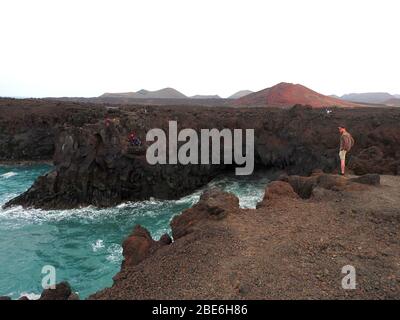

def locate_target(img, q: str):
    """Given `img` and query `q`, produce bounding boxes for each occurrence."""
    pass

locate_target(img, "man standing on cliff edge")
[338,126,355,176]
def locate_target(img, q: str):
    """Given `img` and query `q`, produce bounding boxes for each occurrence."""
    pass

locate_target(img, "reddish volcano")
[235,82,359,108]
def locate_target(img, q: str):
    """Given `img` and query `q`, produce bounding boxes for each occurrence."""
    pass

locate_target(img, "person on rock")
[105,117,112,127]
[129,132,142,147]
[338,126,355,176]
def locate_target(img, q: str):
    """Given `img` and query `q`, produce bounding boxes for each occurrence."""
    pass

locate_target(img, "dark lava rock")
[2,100,400,209]
[350,174,381,186]
[0,296,11,300]
[0,98,106,162]
[281,172,377,199]
[284,175,318,199]
[39,282,78,300]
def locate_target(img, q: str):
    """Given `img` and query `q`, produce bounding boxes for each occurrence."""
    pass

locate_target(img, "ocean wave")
[0,201,192,230]
[92,239,105,252]
[106,244,123,263]
[0,172,17,179]
[0,170,269,300]
[18,292,41,300]
[0,175,267,224]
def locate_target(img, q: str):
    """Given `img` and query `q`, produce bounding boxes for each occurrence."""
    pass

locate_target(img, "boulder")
[18,296,29,300]
[171,189,239,240]
[121,225,171,269]
[39,282,78,300]
[257,181,298,208]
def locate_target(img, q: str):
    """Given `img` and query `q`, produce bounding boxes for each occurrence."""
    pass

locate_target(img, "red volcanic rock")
[235,82,359,108]
[171,189,239,240]
[256,181,299,208]
[257,181,299,208]
[121,225,171,269]
[266,181,299,199]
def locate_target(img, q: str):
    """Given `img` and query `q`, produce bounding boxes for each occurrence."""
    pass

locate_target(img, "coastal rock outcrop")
[0,98,106,162]
[39,282,79,300]
[256,180,298,208]
[90,189,237,300]
[90,174,400,299]
[171,189,239,240]
[2,99,400,209]
[116,189,236,272]
[11,282,79,301]
[121,225,171,269]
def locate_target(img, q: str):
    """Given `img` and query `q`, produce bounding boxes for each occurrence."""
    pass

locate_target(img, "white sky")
[0,0,399,98]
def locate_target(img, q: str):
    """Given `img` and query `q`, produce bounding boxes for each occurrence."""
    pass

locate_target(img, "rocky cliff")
[90,174,400,299]
[2,99,400,209]
[0,98,106,162]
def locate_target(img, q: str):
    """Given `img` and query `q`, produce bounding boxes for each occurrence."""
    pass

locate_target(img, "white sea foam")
[0,168,270,300]
[18,292,41,300]
[0,172,17,179]
[92,239,105,252]
[106,244,123,263]
[0,175,267,224]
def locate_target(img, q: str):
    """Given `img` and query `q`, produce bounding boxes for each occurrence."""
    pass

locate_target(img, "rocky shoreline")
[0,282,79,301]
[3,171,399,300]
[2,99,400,210]
[0,160,53,166]
[1,99,399,299]
[89,172,399,299]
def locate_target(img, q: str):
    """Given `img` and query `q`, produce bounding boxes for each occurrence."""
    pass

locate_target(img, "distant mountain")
[191,95,221,99]
[384,98,400,107]
[329,94,340,99]
[394,94,400,99]
[228,90,253,99]
[341,92,394,104]
[235,82,357,108]
[100,87,187,99]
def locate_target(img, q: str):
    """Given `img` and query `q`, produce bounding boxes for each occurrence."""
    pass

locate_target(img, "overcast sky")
[0,0,399,98]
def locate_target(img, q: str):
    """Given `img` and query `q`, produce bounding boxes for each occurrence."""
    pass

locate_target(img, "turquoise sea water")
[0,165,269,299]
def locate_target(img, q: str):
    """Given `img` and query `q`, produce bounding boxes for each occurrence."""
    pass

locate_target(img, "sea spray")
[0,165,269,299]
